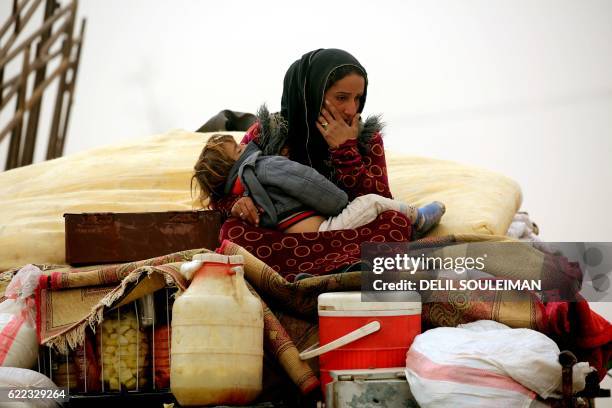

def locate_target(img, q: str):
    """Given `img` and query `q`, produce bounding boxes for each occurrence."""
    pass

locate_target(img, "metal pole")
[0,0,30,40]
[46,37,67,159]
[21,0,57,166]
[0,64,4,104]
[0,46,63,98]
[0,4,71,68]
[56,17,85,157]
[0,58,70,145]
[1,0,43,59]
[1,0,83,168]
[5,44,30,170]
[13,0,20,35]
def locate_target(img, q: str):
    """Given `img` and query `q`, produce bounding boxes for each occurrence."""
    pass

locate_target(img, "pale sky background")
[3,0,611,242]
[1,0,611,395]
[2,1,611,242]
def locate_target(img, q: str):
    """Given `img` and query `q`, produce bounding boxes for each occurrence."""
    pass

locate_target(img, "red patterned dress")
[214,123,413,280]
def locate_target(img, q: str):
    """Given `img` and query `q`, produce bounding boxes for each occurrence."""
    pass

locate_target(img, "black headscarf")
[280,49,368,177]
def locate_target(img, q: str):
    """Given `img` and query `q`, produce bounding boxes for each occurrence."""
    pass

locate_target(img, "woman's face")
[323,73,365,124]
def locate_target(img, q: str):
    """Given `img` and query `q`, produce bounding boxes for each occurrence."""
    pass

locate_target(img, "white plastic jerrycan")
[171,253,263,406]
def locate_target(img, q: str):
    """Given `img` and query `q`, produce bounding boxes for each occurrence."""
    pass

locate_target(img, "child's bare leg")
[283,215,326,233]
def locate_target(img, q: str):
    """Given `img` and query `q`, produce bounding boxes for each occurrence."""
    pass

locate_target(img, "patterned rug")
[1,236,608,393]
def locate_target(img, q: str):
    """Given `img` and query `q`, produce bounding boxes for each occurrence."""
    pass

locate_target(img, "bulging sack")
[0,265,42,369]
[405,320,594,408]
[0,367,60,408]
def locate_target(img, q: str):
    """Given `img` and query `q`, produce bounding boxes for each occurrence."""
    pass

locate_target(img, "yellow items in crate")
[98,308,149,391]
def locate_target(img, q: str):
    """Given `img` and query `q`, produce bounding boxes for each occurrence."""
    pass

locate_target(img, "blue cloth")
[224,142,349,228]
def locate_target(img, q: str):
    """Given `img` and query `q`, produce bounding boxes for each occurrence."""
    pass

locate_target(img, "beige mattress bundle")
[0,129,521,271]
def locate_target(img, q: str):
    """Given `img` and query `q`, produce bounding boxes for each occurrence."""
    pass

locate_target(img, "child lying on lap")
[192,134,445,234]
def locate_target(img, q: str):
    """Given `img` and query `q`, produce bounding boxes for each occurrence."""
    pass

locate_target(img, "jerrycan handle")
[298,320,381,360]
[230,265,248,302]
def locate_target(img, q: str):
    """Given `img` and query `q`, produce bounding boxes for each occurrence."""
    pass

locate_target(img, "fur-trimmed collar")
[256,104,384,156]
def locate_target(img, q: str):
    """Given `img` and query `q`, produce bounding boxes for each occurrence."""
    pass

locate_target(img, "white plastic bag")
[405,320,594,408]
[0,265,42,369]
[0,367,60,407]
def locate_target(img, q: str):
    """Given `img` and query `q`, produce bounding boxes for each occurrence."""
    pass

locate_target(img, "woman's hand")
[231,196,260,226]
[316,100,360,149]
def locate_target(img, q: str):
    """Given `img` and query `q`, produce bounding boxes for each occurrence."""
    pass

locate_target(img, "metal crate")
[37,288,177,405]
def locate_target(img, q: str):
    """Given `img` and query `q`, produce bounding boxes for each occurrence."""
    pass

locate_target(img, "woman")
[213,48,412,279]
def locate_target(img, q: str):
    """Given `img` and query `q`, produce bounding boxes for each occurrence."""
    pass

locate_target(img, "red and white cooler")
[299,291,422,394]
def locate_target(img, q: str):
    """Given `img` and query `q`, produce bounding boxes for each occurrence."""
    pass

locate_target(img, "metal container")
[38,289,177,406]
[64,210,222,265]
[325,368,418,408]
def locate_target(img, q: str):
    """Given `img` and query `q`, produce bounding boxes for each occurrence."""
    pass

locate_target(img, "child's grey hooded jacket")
[223,142,348,229]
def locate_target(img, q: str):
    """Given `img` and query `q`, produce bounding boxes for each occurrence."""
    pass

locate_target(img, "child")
[192,134,445,235]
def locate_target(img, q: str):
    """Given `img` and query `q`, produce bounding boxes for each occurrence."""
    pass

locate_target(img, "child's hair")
[191,134,237,207]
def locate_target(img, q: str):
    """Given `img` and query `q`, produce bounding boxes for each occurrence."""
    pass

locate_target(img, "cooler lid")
[318,291,421,312]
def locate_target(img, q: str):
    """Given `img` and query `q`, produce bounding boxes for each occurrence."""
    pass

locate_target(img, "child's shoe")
[413,201,446,238]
